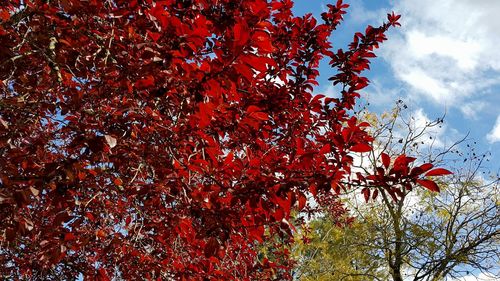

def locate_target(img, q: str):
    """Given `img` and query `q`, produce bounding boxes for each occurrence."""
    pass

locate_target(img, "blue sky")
[292,0,500,173]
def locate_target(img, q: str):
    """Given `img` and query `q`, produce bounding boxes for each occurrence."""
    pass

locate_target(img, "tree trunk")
[391,268,404,281]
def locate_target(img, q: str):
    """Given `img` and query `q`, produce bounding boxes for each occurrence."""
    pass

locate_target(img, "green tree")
[293,212,389,281]
[294,104,500,281]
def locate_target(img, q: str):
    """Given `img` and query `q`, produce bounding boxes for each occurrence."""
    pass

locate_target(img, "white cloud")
[460,101,487,119]
[409,108,446,148]
[361,78,406,108]
[406,30,482,71]
[379,0,500,110]
[347,0,387,25]
[399,68,452,103]
[486,115,500,143]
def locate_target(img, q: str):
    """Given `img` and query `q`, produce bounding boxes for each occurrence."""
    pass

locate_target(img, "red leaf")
[64,233,76,241]
[388,12,402,27]
[246,105,261,113]
[241,54,268,72]
[197,102,216,128]
[419,163,434,172]
[147,30,161,42]
[276,193,292,215]
[252,30,275,53]
[425,168,452,177]
[298,193,307,210]
[234,63,254,82]
[393,154,416,173]
[249,226,264,243]
[85,212,95,222]
[98,268,110,281]
[0,10,10,21]
[0,1,416,277]
[251,112,269,121]
[234,22,249,46]
[350,143,372,153]
[223,152,234,166]
[381,152,390,168]
[309,184,318,196]
[394,154,416,166]
[319,144,331,155]
[135,75,155,89]
[204,237,220,258]
[417,179,440,192]
[337,0,349,9]
[361,187,370,203]
[331,181,340,194]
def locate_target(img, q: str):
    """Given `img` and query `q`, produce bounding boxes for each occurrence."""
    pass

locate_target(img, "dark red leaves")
[393,154,416,167]
[63,232,76,242]
[298,193,307,210]
[147,30,161,42]
[204,237,220,258]
[0,1,407,279]
[392,154,416,175]
[134,75,155,89]
[419,163,434,172]
[0,9,10,21]
[252,30,275,53]
[381,152,391,168]
[246,105,262,113]
[388,12,402,27]
[358,153,448,201]
[320,144,331,154]
[417,179,440,192]
[425,168,453,177]
[98,268,110,281]
[351,143,372,153]
[234,63,254,82]
[234,21,250,47]
[251,112,268,121]
[249,226,265,243]
[246,105,268,121]
[361,188,370,203]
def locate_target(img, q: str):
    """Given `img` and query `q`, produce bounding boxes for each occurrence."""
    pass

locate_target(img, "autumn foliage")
[0,0,447,279]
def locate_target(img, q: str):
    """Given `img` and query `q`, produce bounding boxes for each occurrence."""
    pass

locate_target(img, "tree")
[0,1,443,279]
[293,214,389,281]
[293,104,500,281]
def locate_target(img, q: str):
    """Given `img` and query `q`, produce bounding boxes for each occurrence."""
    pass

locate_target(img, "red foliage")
[0,0,444,279]
[353,153,450,202]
